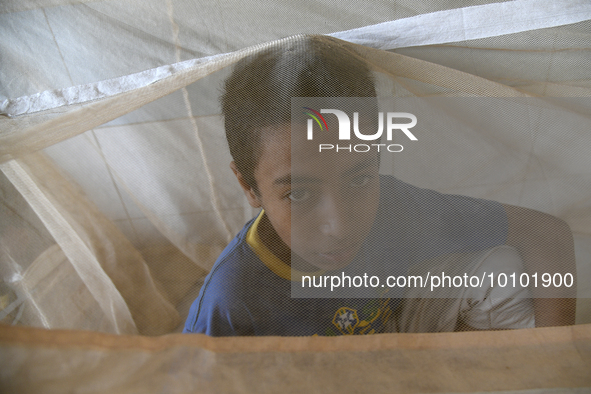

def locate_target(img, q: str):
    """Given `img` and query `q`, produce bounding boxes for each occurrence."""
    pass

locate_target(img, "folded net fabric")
[1,0,591,391]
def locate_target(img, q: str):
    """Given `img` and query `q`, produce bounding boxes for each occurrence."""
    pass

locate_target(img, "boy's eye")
[288,189,310,202]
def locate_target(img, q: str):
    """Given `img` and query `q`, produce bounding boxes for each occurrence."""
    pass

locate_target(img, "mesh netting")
[1,0,591,392]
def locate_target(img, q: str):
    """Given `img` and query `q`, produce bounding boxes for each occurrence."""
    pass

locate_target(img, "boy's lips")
[317,245,358,264]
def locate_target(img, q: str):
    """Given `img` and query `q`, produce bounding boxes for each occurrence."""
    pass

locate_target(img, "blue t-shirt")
[183,176,508,336]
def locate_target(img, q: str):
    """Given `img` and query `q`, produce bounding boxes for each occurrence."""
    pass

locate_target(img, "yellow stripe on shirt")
[246,210,324,281]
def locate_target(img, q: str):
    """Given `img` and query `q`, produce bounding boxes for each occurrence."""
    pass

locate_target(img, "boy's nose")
[317,195,349,239]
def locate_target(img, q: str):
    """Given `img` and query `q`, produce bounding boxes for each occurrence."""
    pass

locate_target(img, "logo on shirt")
[332,307,359,334]
[328,299,393,336]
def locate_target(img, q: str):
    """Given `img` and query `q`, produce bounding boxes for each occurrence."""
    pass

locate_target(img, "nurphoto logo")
[303,107,417,152]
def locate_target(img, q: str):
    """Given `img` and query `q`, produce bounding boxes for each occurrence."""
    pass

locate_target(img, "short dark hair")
[221,35,377,192]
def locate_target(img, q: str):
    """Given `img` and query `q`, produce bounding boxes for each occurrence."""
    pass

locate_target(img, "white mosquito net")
[1,0,591,392]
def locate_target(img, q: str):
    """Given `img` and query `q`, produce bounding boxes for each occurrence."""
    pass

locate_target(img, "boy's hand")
[503,204,577,327]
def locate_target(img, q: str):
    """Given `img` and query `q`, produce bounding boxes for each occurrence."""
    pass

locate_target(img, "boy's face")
[239,124,380,271]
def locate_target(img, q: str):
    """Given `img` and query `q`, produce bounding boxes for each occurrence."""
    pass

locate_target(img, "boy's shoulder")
[359,175,509,271]
[183,212,395,336]
[183,214,290,335]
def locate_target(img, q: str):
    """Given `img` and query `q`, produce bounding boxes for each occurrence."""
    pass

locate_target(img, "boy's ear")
[230,162,262,208]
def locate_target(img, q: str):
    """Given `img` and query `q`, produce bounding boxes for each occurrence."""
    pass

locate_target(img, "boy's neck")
[257,212,320,272]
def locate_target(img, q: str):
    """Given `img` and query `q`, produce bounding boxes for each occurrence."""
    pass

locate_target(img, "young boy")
[184,35,576,336]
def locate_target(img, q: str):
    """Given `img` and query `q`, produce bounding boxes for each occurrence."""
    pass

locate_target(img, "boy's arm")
[503,204,577,327]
